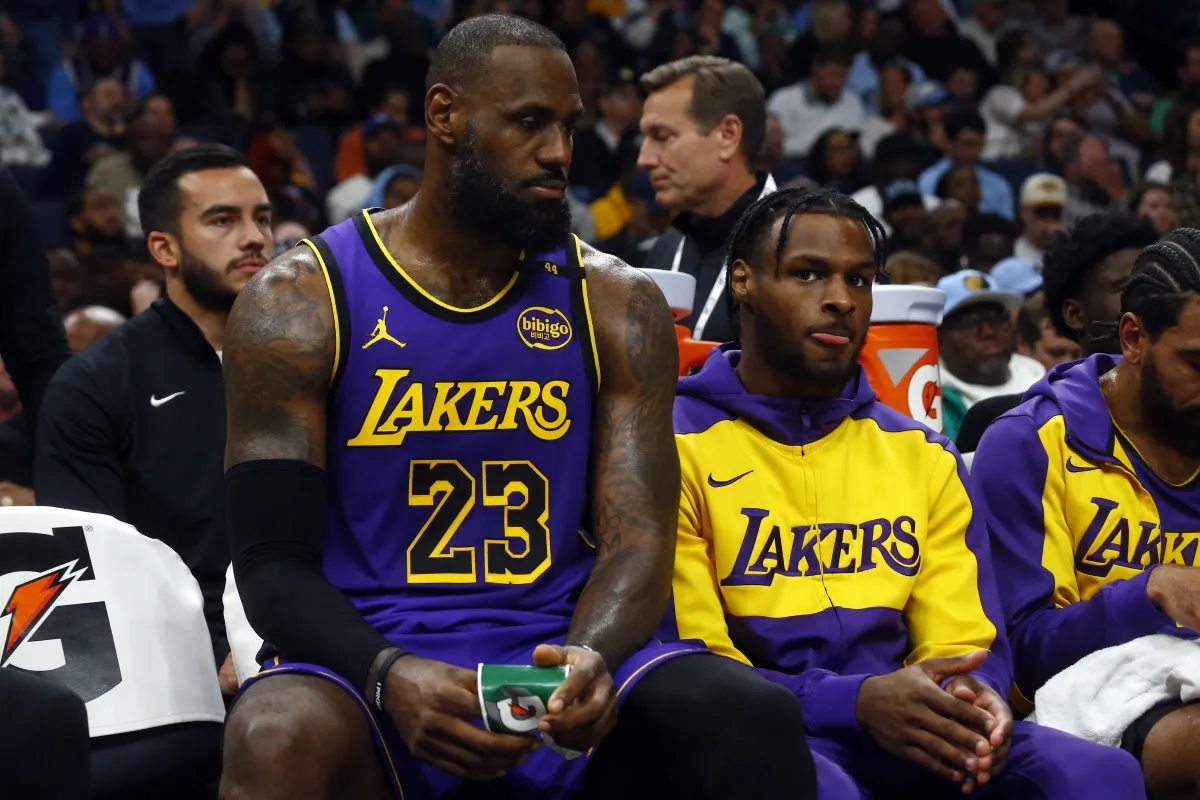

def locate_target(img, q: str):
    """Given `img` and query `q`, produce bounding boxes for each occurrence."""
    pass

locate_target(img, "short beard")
[179,247,241,313]
[446,125,571,255]
[752,307,861,395]
[1141,350,1200,458]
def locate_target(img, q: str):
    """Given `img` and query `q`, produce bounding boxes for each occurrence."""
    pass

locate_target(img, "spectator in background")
[1014,293,1082,371]
[885,249,942,286]
[857,60,909,157]
[86,108,175,240]
[957,0,1006,66]
[981,33,1102,160]
[1149,39,1200,138]
[805,128,867,195]
[851,131,939,233]
[768,41,863,159]
[63,305,125,353]
[936,269,1043,440]
[1014,173,1067,264]
[326,114,405,224]
[919,109,1015,219]
[47,13,155,124]
[1041,212,1158,355]
[1130,182,1175,234]
[121,0,195,103]
[928,199,970,273]
[880,179,932,254]
[188,22,273,126]
[961,212,1016,272]
[937,162,982,215]
[40,76,127,201]
[1089,18,1157,114]
[245,123,323,232]
[1055,52,1150,167]
[639,55,768,343]
[370,165,423,210]
[1147,101,1200,185]
[1062,133,1124,227]
[902,0,991,86]
[990,256,1044,299]
[186,0,280,64]
[1040,112,1086,175]
[47,248,86,312]
[1021,0,1088,53]
[571,65,642,202]
[68,186,129,257]
[0,54,48,166]
[275,18,356,127]
[721,0,793,72]
[335,88,410,184]
[359,6,431,117]
[845,14,926,114]
[906,80,951,160]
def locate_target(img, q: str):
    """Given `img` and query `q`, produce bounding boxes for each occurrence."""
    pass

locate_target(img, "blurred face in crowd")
[128,116,174,175]
[885,201,930,251]
[939,301,1015,385]
[443,45,578,253]
[1020,312,1082,370]
[1123,297,1200,457]
[73,187,125,241]
[948,127,985,166]
[638,74,746,215]
[931,202,967,254]
[697,0,726,32]
[761,114,784,163]
[908,0,948,37]
[365,128,405,176]
[730,213,876,396]
[270,219,310,259]
[47,249,86,312]
[219,40,254,79]
[385,174,421,208]
[1046,116,1084,163]
[810,0,851,42]
[967,231,1014,272]
[811,58,849,103]
[599,84,642,133]
[379,90,410,125]
[879,64,911,114]
[84,31,123,72]
[1136,187,1175,234]
[871,18,906,61]
[142,95,175,131]
[1090,20,1124,67]
[947,67,978,102]
[554,0,588,28]
[823,131,857,178]
[945,166,981,210]
[974,0,1005,29]
[1061,248,1141,339]
[1020,201,1066,249]
[152,167,272,312]
[1182,46,1200,87]
[1068,136,1116,194]
[83,77,128,129]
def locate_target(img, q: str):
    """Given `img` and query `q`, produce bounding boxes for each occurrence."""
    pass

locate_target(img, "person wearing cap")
[937,269,1045,440]
[47,12,157,125]
[990,257,1044,298]
[571,65,642,203]
[326,115,406,223]
[767,41,864,159]
[919,110,1016,219]
[1015,173,1068,264]
[638,55,772,343]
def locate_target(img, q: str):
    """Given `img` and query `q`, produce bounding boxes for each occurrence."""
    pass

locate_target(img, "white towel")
[1027,634,1200,746]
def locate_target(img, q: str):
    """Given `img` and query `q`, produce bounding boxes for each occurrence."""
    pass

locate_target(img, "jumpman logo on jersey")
[362,306,406,349]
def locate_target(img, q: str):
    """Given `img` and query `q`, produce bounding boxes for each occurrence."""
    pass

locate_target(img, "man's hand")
[533,644,617,752]
[219,652,239,696]
[856,651,996,784]
[1147,565,1200,631]
[943,674,1014,792]
[384,654,538,780]
[0,482,35,507]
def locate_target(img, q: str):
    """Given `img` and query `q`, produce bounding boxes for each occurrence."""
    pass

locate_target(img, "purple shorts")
[239,637,704,799]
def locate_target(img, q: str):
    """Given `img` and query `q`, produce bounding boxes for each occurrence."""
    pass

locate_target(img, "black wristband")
[373,648,410,713]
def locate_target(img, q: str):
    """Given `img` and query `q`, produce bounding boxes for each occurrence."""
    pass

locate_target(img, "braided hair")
[1120,228,1200,339]
[723,187,888,341]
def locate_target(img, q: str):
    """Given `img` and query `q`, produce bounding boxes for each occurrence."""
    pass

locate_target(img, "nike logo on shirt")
[707,470,754,488]
[1065,457,1098,473]
[150,391,185,407]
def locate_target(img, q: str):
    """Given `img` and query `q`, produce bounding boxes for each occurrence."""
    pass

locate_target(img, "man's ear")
[147,231,179,272]
[730,259,754,310]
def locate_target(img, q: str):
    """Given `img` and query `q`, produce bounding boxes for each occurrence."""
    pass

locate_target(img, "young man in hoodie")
[974,228,1200,799]
[666,186,1146,798]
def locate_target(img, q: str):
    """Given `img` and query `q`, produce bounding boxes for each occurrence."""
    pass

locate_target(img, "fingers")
[547,653,604,714]
[541,674,613,732]
[924,687,995,740]
[918,651,988,684]
[532,644,567,667]
[899,742,964,783]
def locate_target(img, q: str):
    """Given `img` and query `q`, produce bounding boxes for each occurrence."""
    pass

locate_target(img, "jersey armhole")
[300,236,351,396]
[569,234,602,395]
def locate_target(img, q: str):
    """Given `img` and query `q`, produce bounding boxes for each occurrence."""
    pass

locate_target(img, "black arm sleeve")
[227,459,394,694]
[0,167,72,436]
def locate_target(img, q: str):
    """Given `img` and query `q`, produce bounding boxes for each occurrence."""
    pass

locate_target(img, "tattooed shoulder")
[223,246,335,468]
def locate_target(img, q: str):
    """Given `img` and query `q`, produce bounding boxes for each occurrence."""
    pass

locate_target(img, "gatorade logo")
[517,307,573,351]
[496,690,546,733]
[907,363,943,433]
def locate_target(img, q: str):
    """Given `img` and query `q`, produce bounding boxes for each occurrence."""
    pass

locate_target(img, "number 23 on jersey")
[408,460,551,585]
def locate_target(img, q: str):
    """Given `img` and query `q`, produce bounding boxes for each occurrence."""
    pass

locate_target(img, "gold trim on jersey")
[572,235,603,390]
[361,210,522,314]
[301,238,341,386]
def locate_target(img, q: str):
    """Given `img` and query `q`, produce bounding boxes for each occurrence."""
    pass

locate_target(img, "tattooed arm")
[224,247,395,693]
[532,243,680,750]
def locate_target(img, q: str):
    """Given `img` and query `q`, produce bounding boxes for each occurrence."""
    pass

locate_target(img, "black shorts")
[1120,700,1190,763]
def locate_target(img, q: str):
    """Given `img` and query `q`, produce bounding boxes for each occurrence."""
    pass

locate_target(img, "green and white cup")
[476,663,582,759]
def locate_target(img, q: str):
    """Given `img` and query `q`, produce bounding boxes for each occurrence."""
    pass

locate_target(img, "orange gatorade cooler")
[643,268,722,376]
[860,285,947,433]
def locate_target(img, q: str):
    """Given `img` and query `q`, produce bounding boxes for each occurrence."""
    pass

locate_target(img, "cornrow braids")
[1122,228,1200,339]
[723,187,888,341]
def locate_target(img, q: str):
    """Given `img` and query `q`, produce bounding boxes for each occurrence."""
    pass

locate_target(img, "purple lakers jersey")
[301,210,600,660]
